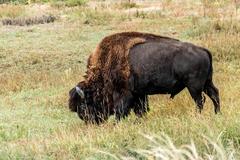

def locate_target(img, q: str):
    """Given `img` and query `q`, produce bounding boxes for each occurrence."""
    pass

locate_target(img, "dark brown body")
[68,32,220,124]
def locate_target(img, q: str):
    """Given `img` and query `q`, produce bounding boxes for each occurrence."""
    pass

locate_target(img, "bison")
[69,32,220,124]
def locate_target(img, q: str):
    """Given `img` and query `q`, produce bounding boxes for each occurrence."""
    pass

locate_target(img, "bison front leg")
[113,91,133,121]
[133,94,149,117]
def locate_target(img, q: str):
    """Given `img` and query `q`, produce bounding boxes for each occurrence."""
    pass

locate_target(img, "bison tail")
[203,48,213,82]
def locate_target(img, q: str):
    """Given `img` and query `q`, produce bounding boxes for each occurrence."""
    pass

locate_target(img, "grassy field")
[0,0,240,159]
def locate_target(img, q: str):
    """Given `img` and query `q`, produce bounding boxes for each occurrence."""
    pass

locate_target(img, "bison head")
[68,82,105,124]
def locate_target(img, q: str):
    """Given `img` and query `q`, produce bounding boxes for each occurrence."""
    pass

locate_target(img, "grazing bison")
[69,32,220,124]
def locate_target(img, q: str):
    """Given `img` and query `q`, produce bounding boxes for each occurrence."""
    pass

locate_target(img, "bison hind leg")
[204,80,220,114]
[188,88,205,113]
[186,79,206,113]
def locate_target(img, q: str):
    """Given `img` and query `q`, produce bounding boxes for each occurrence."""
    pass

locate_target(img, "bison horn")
[75,86,85,99]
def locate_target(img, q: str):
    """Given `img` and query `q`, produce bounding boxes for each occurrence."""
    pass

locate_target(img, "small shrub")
[2,15,56,26]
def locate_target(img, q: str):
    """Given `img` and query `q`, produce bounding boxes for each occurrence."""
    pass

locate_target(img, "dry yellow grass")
[0,5,25,18]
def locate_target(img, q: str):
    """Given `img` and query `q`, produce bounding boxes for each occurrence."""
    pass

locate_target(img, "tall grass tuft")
[98,133,239,160]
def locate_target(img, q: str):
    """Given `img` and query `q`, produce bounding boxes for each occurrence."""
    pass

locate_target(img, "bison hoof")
[215,108,221,114]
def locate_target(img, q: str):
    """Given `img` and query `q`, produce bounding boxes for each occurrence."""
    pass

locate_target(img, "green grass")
[0,1,240,159]
[51,0,87,7]
[118,2,138,9]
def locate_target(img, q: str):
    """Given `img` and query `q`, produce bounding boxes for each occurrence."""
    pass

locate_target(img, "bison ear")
[75,86,85,99]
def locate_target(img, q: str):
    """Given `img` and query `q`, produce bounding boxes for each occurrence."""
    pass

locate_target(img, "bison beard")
[69,32,220,124]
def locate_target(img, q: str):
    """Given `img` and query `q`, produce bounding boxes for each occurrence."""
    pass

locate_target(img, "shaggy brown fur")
[80,32,179,116]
